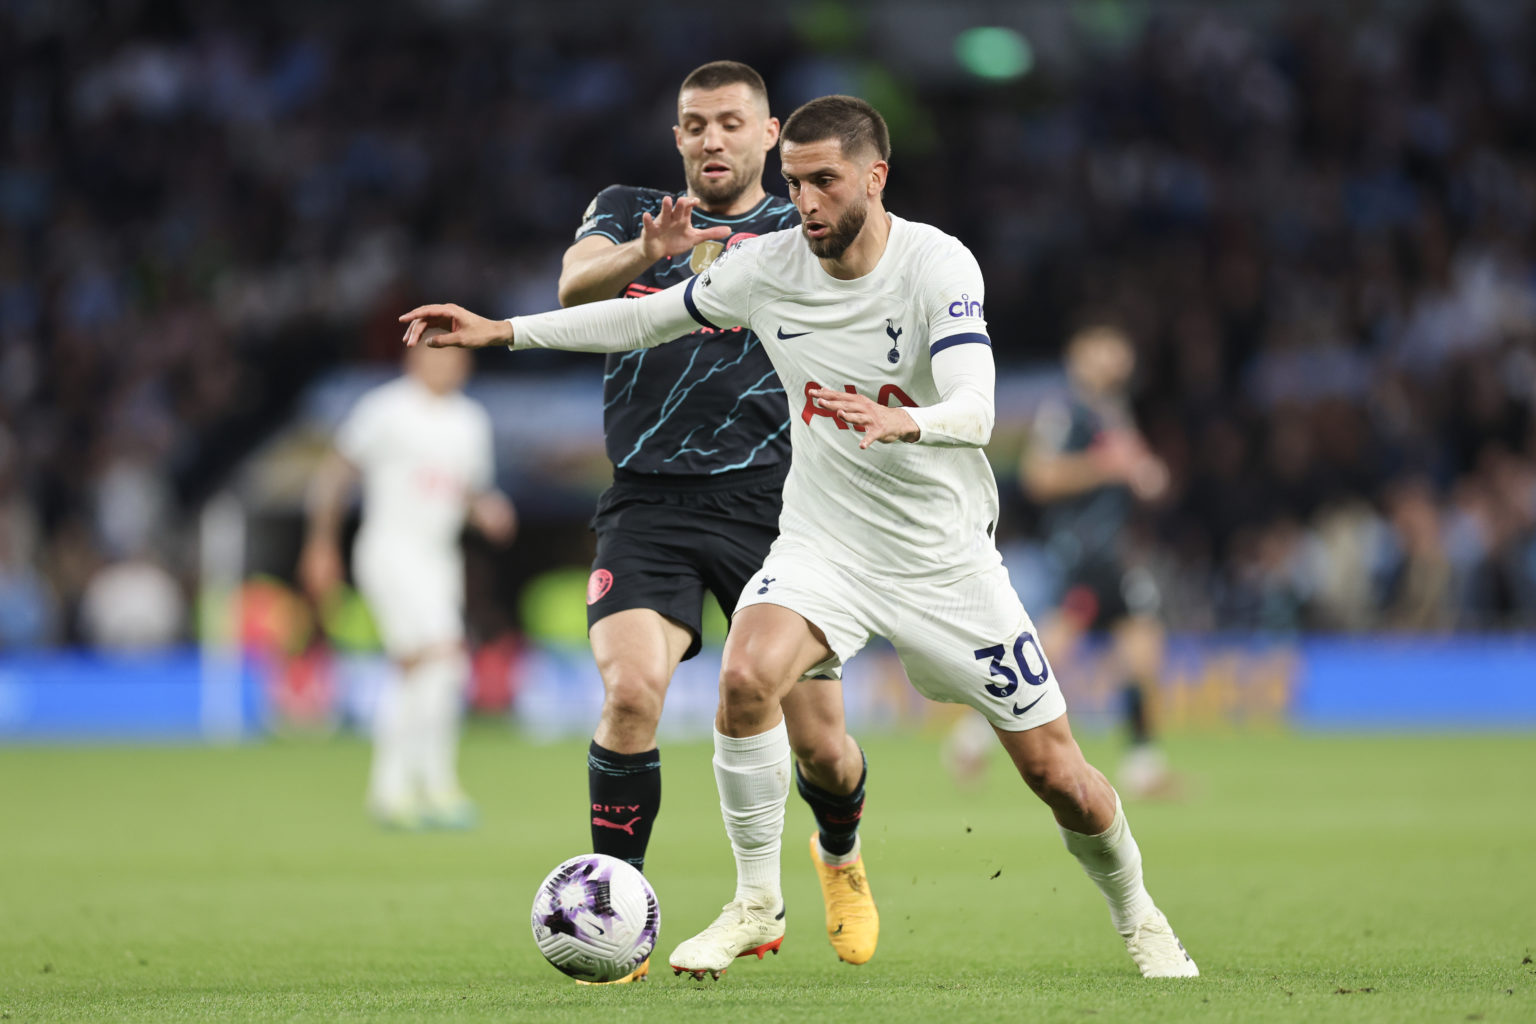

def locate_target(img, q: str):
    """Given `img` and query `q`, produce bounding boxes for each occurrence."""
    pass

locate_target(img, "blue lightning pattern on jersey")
[580,211,621,241]
[603,350,646,408]
[580,185,795,475]
[616,336,758,467]
[711,421,790,474]
[664,425,721,463]
[712,370,783,438]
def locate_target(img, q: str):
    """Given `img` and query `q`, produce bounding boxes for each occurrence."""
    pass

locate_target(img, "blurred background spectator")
[1,0,1532,652]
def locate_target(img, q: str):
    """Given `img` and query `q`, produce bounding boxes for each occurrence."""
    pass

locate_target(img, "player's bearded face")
[803,192,868,259]
[676,85,771,210]
[685,150,757,207]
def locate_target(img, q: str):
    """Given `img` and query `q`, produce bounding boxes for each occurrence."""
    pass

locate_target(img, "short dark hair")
[679,61,769,105]
[1067,322,1133,355]
[781,95,891,163]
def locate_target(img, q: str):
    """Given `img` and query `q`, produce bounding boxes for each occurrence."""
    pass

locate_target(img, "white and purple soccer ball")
[530,853,659,982]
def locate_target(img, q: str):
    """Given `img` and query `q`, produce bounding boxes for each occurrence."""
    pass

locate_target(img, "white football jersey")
[335,376,494,553]
[684,215,1001,580]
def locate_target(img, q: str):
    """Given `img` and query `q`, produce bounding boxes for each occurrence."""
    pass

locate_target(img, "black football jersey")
[575,185,801,476]
[1033,390,1136,566]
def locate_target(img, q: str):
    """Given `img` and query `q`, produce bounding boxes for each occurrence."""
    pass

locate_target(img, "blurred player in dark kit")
[1026,324,1175,797]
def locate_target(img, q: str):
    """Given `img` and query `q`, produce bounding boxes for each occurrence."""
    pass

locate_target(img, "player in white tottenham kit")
[398,95,1197,979]
[300,343,515,829]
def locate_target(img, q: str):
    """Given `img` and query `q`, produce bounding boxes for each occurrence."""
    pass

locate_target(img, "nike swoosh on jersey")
[1012,692,1047,716]
[776,327,812,339]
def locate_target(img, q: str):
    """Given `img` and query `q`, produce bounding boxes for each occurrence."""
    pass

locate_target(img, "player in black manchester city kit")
[554,62,878,982]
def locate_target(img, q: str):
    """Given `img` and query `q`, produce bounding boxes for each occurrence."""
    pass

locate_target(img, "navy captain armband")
[930,332,991,355]
[682,276,722,331]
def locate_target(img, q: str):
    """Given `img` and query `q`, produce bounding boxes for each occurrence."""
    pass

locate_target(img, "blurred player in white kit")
[300,342,515,828]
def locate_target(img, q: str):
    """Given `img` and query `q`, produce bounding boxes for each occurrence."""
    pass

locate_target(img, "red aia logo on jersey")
[800,381,917,431]
[413,466,466,498]
[587,569,613,605]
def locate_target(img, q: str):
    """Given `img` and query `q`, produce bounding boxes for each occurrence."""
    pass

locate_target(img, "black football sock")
[796,750,866,857]
[587,742,661,872]
[1122,683,1152,747]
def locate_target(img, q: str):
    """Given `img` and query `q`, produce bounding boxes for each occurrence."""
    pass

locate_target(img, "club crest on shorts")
[587,569,614,605]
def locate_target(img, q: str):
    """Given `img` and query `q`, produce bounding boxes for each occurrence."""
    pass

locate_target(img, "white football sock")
[713,719,791,908]
[367,666,413,813]
[1058,794,1157,935]
[409,653,468,802]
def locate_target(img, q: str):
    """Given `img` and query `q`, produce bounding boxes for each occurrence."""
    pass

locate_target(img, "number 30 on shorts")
[972,632,1050,698]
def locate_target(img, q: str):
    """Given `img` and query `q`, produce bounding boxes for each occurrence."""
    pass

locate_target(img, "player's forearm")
[558,239,656,307]
[304,452,358,542]
[511,284,699,354]
[907,343,996,447]
[1022,454,1117,500]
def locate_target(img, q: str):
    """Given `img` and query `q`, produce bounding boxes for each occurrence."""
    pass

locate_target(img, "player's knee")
[601,667,667,730]
[718,659,780,714]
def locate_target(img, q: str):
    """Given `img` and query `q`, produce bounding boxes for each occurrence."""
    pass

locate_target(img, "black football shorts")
[585,466,785,660]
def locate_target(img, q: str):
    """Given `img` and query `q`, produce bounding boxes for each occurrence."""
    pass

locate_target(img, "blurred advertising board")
[1,635,1533,741]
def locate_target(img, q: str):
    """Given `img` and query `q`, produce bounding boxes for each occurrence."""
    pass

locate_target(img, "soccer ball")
[530,853,659,982]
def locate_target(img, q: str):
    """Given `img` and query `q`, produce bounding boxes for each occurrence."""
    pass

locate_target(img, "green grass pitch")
[2,726,1533,1022]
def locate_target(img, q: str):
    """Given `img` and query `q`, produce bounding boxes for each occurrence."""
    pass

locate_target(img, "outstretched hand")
[640,195,731,262]
[811,388,920,449]
[1093,430,1170,501]
[398,303,513,349]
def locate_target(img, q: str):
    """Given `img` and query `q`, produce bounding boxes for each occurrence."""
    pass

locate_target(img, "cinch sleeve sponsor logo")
[947,294,985,318]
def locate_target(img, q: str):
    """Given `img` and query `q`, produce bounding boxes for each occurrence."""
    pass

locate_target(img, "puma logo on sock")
[593,815,643,835]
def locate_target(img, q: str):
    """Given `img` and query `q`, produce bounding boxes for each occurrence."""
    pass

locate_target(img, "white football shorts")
[352,532,465,660]
[734,538,1067,731]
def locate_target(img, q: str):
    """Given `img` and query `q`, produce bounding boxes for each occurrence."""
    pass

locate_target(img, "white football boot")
[1123,909,1199,978]
[669,899,785,980]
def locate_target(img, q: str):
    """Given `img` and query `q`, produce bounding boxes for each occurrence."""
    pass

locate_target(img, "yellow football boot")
[809,834,878,964]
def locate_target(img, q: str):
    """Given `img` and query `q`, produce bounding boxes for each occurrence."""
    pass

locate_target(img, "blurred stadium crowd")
[0,0,1532,649]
